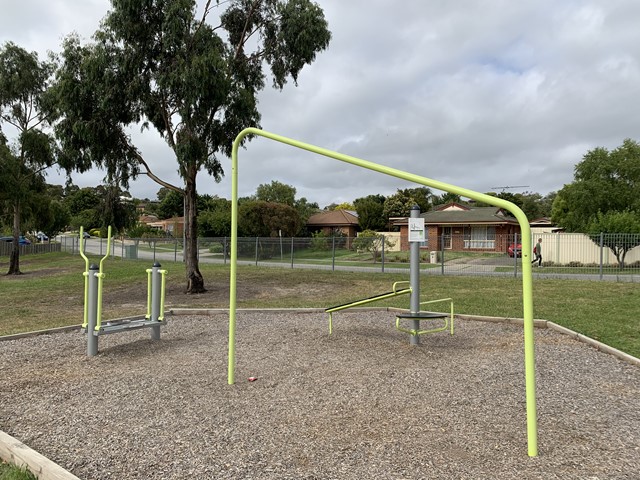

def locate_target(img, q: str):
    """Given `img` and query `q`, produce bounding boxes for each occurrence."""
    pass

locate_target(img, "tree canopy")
[0,42,57,274]
[51,0,331,292]
[552,139,640,267]
[552,139,640,231]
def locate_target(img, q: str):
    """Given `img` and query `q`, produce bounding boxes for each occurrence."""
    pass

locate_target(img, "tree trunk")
[184,175,206,293]
[7,200,22,275]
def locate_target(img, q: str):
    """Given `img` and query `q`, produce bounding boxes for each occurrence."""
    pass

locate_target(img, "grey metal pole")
[150,262,161,340]
[410,206,421,346]
[290,237,294,269]
[255,237,259,266]
[332,236,336,271]
[599,232,604,280]
[381,235,385,273]
[440,233,445,275]
[87,264,99,356]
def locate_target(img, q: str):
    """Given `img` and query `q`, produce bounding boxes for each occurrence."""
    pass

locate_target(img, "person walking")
[531,238,542,267]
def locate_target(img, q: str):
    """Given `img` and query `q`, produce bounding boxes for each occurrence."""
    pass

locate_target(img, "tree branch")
[234,0,262,60]
[135,152,184,194]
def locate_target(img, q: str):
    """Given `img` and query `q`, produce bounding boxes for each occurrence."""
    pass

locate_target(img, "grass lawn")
[0,252,638,358]
[0,462,36,480]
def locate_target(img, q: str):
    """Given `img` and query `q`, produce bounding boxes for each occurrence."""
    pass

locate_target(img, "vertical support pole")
[255,237,259,266]
[381,235,385,273]
[87,264,99,357]
[599,232,604,280]
[409,206,421,346]
[224,237,228,265]
[290,237,294,269]
[332,236,336,271]
[440,232,445,275]
[150,262,161,340]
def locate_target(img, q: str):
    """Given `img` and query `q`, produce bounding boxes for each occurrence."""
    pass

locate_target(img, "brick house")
[306,210,359,247]
[395,203,521,253]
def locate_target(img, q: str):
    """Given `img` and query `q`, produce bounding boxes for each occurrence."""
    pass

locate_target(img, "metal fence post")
[440,233,445,275]
[255,237,259,266]
[291,237,294,268]
[223,237,228,265]
[599,232,604,280]
[381,235,385,273]
[332,236,336,271]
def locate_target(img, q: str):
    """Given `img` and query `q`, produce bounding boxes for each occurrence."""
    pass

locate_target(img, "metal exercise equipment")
[80,226,168,356]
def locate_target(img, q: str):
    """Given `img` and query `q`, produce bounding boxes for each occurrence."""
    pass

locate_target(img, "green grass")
[1,252,638,358]
[0,462,37,480]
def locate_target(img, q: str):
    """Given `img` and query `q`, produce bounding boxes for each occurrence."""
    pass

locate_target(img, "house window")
[463,226,495,249]
[442,227,452,249]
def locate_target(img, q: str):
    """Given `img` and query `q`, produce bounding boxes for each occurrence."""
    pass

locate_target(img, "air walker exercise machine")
[80,226,168,356]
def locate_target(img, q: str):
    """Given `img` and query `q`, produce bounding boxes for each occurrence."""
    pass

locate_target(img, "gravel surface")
[1,311,639,480]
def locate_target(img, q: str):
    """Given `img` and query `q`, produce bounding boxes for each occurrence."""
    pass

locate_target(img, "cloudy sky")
[2,0,640,208]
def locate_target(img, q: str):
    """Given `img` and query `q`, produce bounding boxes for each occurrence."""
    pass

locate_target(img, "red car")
[507,243,522,257]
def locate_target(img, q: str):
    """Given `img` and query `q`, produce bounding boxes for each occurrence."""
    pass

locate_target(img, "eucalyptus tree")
[51,0,331,292]
[552,139,640,267]
[0,42,57,274]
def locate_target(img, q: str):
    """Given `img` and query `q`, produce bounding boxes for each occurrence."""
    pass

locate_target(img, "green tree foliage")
[293,197,319,233]
[255,180,296,206]
[98,185,138,236]
[586,211,640,268]
[352,229,393,263]
[199,197,232,237]
[334,202,355,211]
[253,180,317,234]
[552,139,640,268]
[65,187,101,229]
[382,191,415,221]
[432,192,461,207]
[398,187,432,213]
[238,200,301,237]
[552,139,640,231]
[51,0,331,293]
[354,194,386,231]
[0,42,57,274]
[157,189,185,220]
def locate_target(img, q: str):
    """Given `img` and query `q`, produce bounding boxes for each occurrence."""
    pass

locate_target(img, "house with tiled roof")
[395,203,521,253]
[306,210,359,247]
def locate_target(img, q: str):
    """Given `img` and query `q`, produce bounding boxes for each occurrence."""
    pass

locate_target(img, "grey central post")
[150,262,162,340]
[409,205,421,345]
[87,264,99,356]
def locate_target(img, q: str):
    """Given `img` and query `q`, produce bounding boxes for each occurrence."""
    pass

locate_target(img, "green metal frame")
[228,128,538,457]
[325,281,411,334]
[79,226,111,331]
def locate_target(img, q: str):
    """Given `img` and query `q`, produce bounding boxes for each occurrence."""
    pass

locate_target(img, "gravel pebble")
[1,311,639,479]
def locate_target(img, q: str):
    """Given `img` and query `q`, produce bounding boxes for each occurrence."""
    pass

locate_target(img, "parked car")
[0,235,31,245]
[36,231,49,242]
[507,243,522,257]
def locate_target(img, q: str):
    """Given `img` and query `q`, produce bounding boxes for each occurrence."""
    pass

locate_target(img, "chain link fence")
[47,232,640,282]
